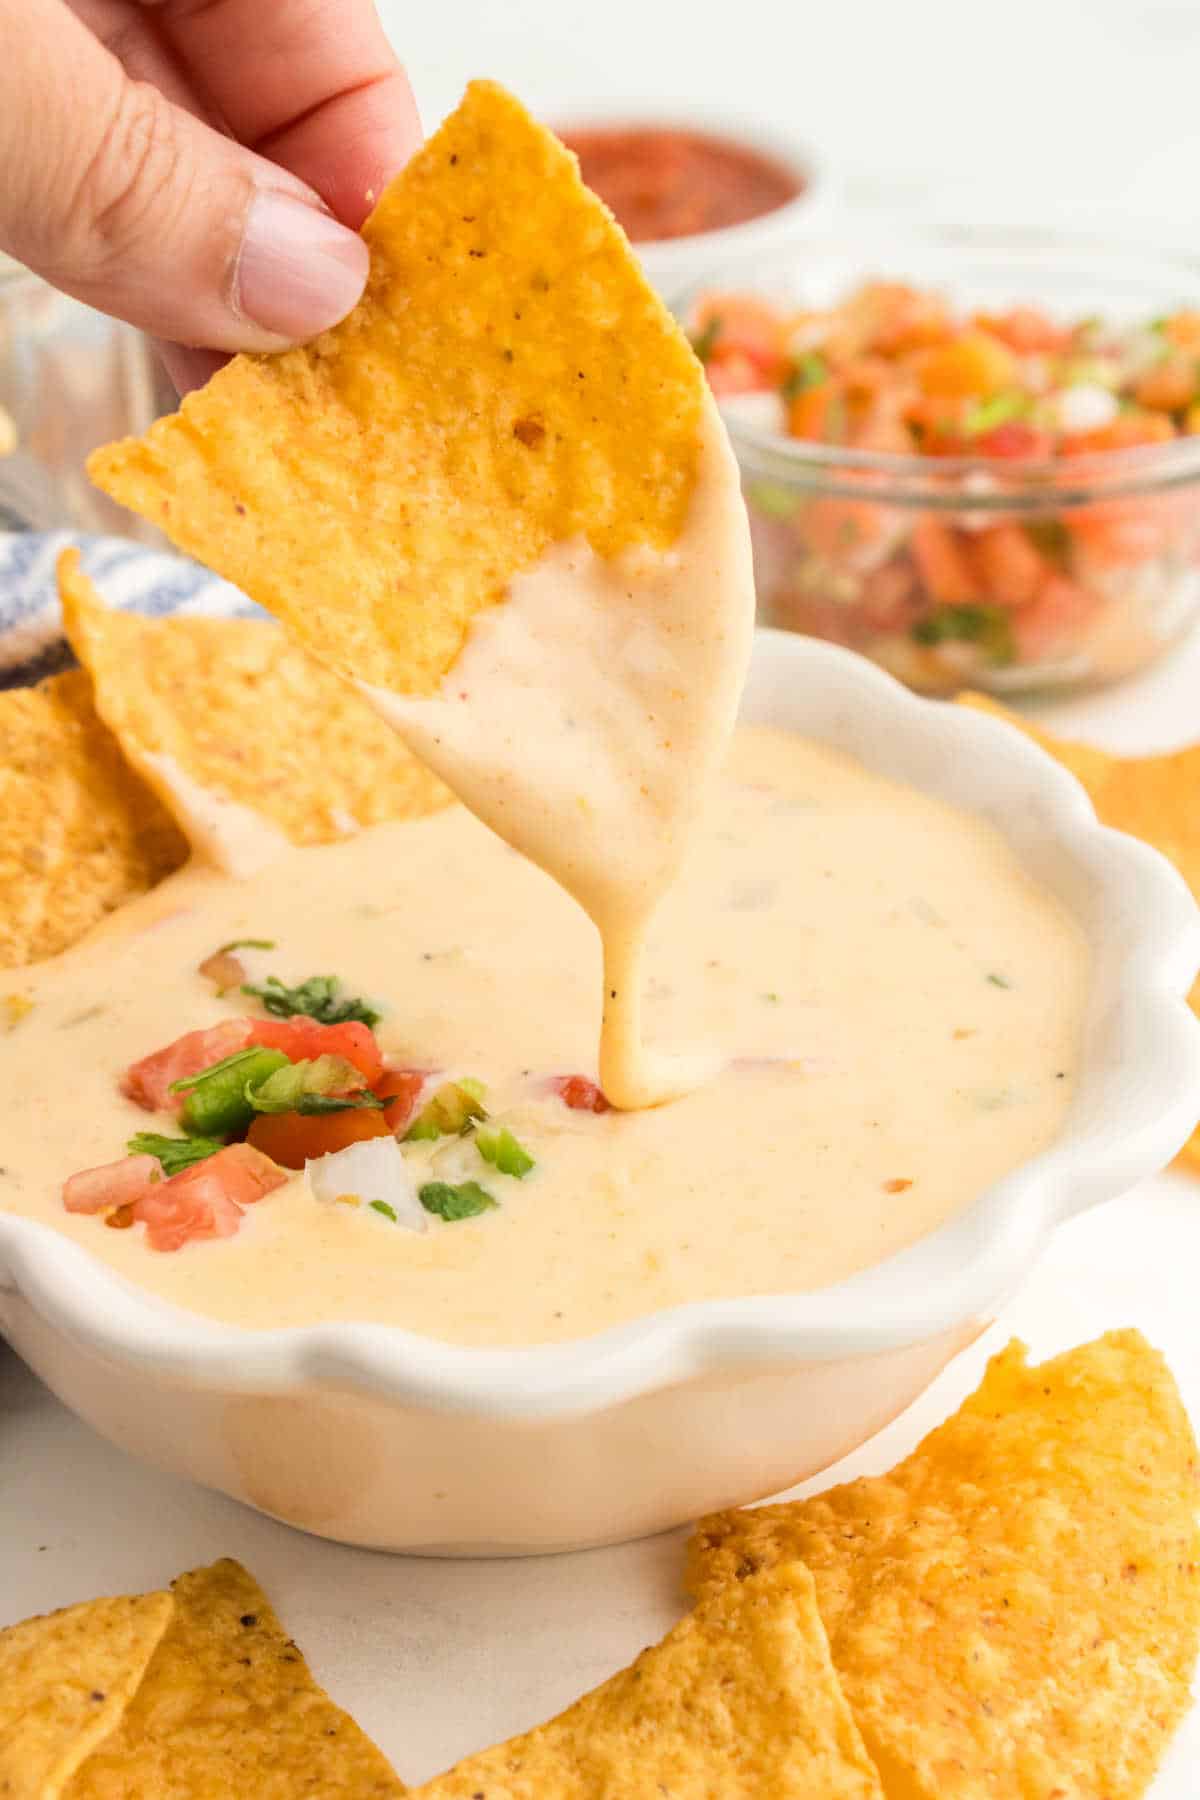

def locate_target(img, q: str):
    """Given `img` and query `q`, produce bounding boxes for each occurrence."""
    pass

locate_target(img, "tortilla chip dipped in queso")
[0,79,1090,1343]
[90,78,755,1114]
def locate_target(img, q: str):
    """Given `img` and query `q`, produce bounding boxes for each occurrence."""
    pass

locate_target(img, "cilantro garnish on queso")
[0,83,1087,1345]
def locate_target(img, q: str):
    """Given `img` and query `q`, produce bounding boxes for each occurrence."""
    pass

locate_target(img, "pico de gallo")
[62,950,607,1251]
[690,282,1200,691]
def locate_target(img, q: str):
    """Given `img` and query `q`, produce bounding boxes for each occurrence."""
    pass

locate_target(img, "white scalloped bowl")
[3,630,1199,1554]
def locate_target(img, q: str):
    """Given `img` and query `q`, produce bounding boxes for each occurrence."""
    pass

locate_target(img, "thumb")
[2,0,369,351]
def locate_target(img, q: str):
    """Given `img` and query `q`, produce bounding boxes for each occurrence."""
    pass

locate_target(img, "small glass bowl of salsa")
[680,234,1200,695]
[554,112,830,297]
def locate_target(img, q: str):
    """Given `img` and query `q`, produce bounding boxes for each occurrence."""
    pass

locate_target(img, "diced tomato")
[131,1144,287,1253]
[704,352,767,398]
[968,524,1048,607]
[246,1108,392,1170]
[1134,357,1198,414]
[973,307,1070,354]
[1012,576,1098,662]
[916,333,1016,401]
[973,421,1054,460]
[692,293,787,379]
[910,518,979,606]
[903,394,969,453]
[801,497,888,560]
[120,1015,385,1115]
[374,1069,430,1135]
[121,1020,253,1112]
[63,1153,161,1215]
[857,561,919,632]
[245,1017,384,1087]
[1164,311,1200,351]
[787,380,839,442]
[860,284,953,355]
[550,1075,611,1113]
[1069,498,1171,562]
[1060,411,1175,456]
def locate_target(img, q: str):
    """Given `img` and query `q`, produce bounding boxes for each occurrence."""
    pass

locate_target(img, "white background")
[5,5,1200,1791]
[379,0,1200,244]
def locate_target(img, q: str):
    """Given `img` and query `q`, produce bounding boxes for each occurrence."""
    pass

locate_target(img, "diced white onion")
[1054,384,1119,434]
[306,1136,427,1232]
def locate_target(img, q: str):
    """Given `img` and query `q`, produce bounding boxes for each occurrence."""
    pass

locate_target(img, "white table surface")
[3,621,1200,1788]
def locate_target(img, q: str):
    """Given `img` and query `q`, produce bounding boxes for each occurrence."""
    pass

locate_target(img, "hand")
[0,0,421,389]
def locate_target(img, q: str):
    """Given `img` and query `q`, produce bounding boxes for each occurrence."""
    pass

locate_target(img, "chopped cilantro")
[419,1179,498,1221]
[476,1125,535,1178]
[911,604,1015,666]
[986,972,1012,989]
[168,1047,264,1093]
[241,974,381,1028]
[217,937,276,955]
[781,352,827,400]
[369,1199,398,1222]
[690,315,723,364]
[127,1132,224,1176]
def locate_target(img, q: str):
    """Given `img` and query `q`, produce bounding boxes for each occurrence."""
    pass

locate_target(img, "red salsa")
[557,125,803,244]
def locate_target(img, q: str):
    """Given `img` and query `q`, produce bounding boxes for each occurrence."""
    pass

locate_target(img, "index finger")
[148,0,421,225]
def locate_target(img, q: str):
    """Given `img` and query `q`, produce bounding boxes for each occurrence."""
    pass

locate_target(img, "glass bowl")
[677,234,1200,695]
[0,255,172,540]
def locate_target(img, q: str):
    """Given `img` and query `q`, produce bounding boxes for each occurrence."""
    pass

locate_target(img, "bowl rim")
[679,228,1200,505]
[548,102,831,266]
[3,629,1199,1418]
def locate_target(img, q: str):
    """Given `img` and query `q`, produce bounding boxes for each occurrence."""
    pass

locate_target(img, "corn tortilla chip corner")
[412,1560,883,1798]
[689,1331,1200,1800]
[88,80,706,695]
[0,1589,173,1800]
[66,1558,404,1797]
[57,548,450,857]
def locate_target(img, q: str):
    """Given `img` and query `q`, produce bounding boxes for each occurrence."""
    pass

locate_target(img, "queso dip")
[0,723,1086,1346]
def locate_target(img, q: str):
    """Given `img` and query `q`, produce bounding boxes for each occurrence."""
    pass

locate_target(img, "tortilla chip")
[88,81,704,696]
[960,691,1200,1169]
[0,664,187,970]
[58,549,450,853]
[67,1559,403,1798]
[688,1331,1200,1800]
[412,1562,883,1799]
[0,1590,173,1799]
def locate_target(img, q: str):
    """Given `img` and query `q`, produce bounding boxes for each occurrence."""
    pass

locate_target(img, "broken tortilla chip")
[688,1331,1200,1800]
[0,664,186,970]
[959,691,1200,1170]
[66,1559,404,1798]
[87,81,705,696]
[58,549,449,862]
[412,1561,883,1799]
[0,1589,173,1800]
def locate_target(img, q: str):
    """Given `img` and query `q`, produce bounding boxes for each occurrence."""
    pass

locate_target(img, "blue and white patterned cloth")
[0,530,264,689]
